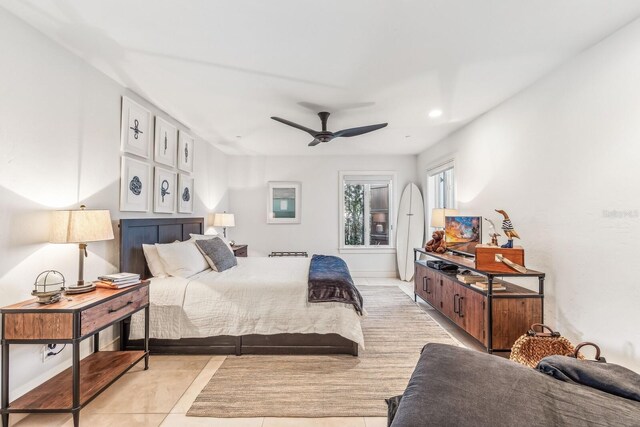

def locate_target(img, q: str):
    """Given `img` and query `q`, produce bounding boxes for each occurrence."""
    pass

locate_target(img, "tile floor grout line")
[168,355,228,415]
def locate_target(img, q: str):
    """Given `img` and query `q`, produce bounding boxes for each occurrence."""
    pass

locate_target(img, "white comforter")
[129,257,365,347]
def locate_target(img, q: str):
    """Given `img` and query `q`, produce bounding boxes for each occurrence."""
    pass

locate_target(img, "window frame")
[425,159,456,232]
[338,170,397,254]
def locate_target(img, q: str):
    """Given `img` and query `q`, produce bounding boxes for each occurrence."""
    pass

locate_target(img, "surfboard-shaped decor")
[396,183,425,281]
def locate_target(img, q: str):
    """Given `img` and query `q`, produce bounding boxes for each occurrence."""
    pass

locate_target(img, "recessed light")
[428,109,442,118]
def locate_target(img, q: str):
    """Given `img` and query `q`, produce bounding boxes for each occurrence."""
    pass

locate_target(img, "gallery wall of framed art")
[119,95,195,214]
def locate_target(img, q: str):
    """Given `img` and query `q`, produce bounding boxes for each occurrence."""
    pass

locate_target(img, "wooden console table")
[414,249,544,353]
[1,281,150,427]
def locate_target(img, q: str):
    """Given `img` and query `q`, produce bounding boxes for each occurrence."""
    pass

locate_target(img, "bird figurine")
[484,218,501,246]
[495,209,520,248]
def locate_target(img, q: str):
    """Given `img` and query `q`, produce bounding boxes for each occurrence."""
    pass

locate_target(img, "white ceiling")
[3,0,640,156]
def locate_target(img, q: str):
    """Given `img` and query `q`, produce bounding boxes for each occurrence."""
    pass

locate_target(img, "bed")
[119,217,361,356]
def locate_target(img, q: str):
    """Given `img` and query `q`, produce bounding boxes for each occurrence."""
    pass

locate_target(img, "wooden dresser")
[1,281,149,427]
[414,249,544,354]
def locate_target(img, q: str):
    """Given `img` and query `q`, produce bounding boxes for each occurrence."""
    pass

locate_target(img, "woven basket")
[510,324,582,368]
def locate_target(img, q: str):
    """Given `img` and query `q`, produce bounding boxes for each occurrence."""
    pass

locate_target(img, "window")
[426,161,455,230]
[339,171,395,251]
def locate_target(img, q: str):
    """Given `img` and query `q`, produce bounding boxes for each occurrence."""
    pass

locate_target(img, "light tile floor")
[10,278,481,427]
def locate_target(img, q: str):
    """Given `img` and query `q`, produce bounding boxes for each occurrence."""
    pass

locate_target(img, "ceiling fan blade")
[308,139,322,147]
[333,123,388,138]
[271,116,318,136]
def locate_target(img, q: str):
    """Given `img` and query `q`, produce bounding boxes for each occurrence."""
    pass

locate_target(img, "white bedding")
[129,257,365,347]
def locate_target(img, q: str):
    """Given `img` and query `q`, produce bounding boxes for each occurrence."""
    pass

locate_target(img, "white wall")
[227,155,418,276]
[418,18,640,371]
[0,8,228,397]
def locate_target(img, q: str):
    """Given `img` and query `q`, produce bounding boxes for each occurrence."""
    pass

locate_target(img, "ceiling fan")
[270,112,388,146]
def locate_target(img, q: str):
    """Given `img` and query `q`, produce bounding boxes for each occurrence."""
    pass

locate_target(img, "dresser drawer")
[80,286,148,336]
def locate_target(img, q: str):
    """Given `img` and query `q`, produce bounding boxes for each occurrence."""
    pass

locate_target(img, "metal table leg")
[144,306,150,370]
[72,339,80,427]
[2,342,9,427]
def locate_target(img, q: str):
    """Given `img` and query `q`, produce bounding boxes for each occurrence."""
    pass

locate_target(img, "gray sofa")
[391,343,640,427]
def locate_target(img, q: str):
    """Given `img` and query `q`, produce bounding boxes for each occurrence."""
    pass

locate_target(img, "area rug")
[187,285,458,417]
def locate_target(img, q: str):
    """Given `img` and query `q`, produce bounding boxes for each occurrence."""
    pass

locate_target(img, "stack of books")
[470,282,507,292]
[94,273,141,289]
[456,273,487,284]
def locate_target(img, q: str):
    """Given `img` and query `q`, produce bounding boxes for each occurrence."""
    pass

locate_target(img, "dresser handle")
[426,277,431,294]
[458,296,465,318]
[453,294,459,314]
[108,300,133,313]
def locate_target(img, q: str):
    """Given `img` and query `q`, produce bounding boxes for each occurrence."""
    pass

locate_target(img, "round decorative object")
[32,270,65,304]
[64,283,96,294]
[129,176,142,195]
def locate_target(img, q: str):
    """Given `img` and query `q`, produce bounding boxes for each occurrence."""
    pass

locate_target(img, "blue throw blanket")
[308,254,363,315]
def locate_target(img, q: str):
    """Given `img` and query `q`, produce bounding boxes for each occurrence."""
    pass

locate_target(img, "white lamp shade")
[430,208,459,228]
[372,212,386,223]
[50,208,114,243]
[213,213,235,227]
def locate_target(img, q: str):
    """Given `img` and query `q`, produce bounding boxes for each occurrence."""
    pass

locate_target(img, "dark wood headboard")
[119,217,204,278]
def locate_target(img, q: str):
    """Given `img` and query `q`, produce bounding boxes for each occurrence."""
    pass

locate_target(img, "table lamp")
[372,212,386,234]
[213,212,235,238]
[430,208,458,229]
[50,205,114,289]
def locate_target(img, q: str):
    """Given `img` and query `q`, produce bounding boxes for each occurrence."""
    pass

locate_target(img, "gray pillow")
[537,355,640,402]
[195,237,237,272]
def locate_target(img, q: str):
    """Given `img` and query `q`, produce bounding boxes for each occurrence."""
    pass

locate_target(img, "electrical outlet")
[41,344,58,362]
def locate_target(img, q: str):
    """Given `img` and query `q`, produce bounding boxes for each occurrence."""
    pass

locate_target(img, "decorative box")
[475,245,525,273]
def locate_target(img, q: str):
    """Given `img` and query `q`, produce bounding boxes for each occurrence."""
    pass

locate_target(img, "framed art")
[153,167,177,213]
[267,181,301,224]
[178,174,194,213]
[178,131,195,173]
[120,156,151,212]
[154,117,177,167]
[120,96,152,158]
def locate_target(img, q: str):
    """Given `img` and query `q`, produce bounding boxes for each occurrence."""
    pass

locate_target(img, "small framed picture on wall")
[178,131,194,173]
[267,181,301,224]
[120,96,152,158]
[120,156,151,212]
[178,174,194,213]
[153,167,177,213]
[154,117,177,167]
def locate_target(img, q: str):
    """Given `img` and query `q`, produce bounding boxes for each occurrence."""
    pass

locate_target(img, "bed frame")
[119,217,358,356]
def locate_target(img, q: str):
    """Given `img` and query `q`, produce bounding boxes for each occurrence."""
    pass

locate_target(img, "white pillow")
[142,243,168,278]
[189,233,216,240]
[155,240,209,278]
[190,233,233,251]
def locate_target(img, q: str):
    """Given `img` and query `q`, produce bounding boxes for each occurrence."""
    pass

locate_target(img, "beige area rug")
[187,285,458,417]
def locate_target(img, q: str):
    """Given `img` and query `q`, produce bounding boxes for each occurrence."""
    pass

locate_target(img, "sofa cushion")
[391,343,640,427]
[537,355,640,402]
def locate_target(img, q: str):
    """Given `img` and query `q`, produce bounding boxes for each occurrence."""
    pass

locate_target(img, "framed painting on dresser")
[154,117,177,167]
[153,167,177,213]
[120,96,152,159]
[178,131,194,173]
[120,156,151,212]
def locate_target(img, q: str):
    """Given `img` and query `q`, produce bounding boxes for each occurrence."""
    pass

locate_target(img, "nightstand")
[0,281,150,427]
[231,244,248,257]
